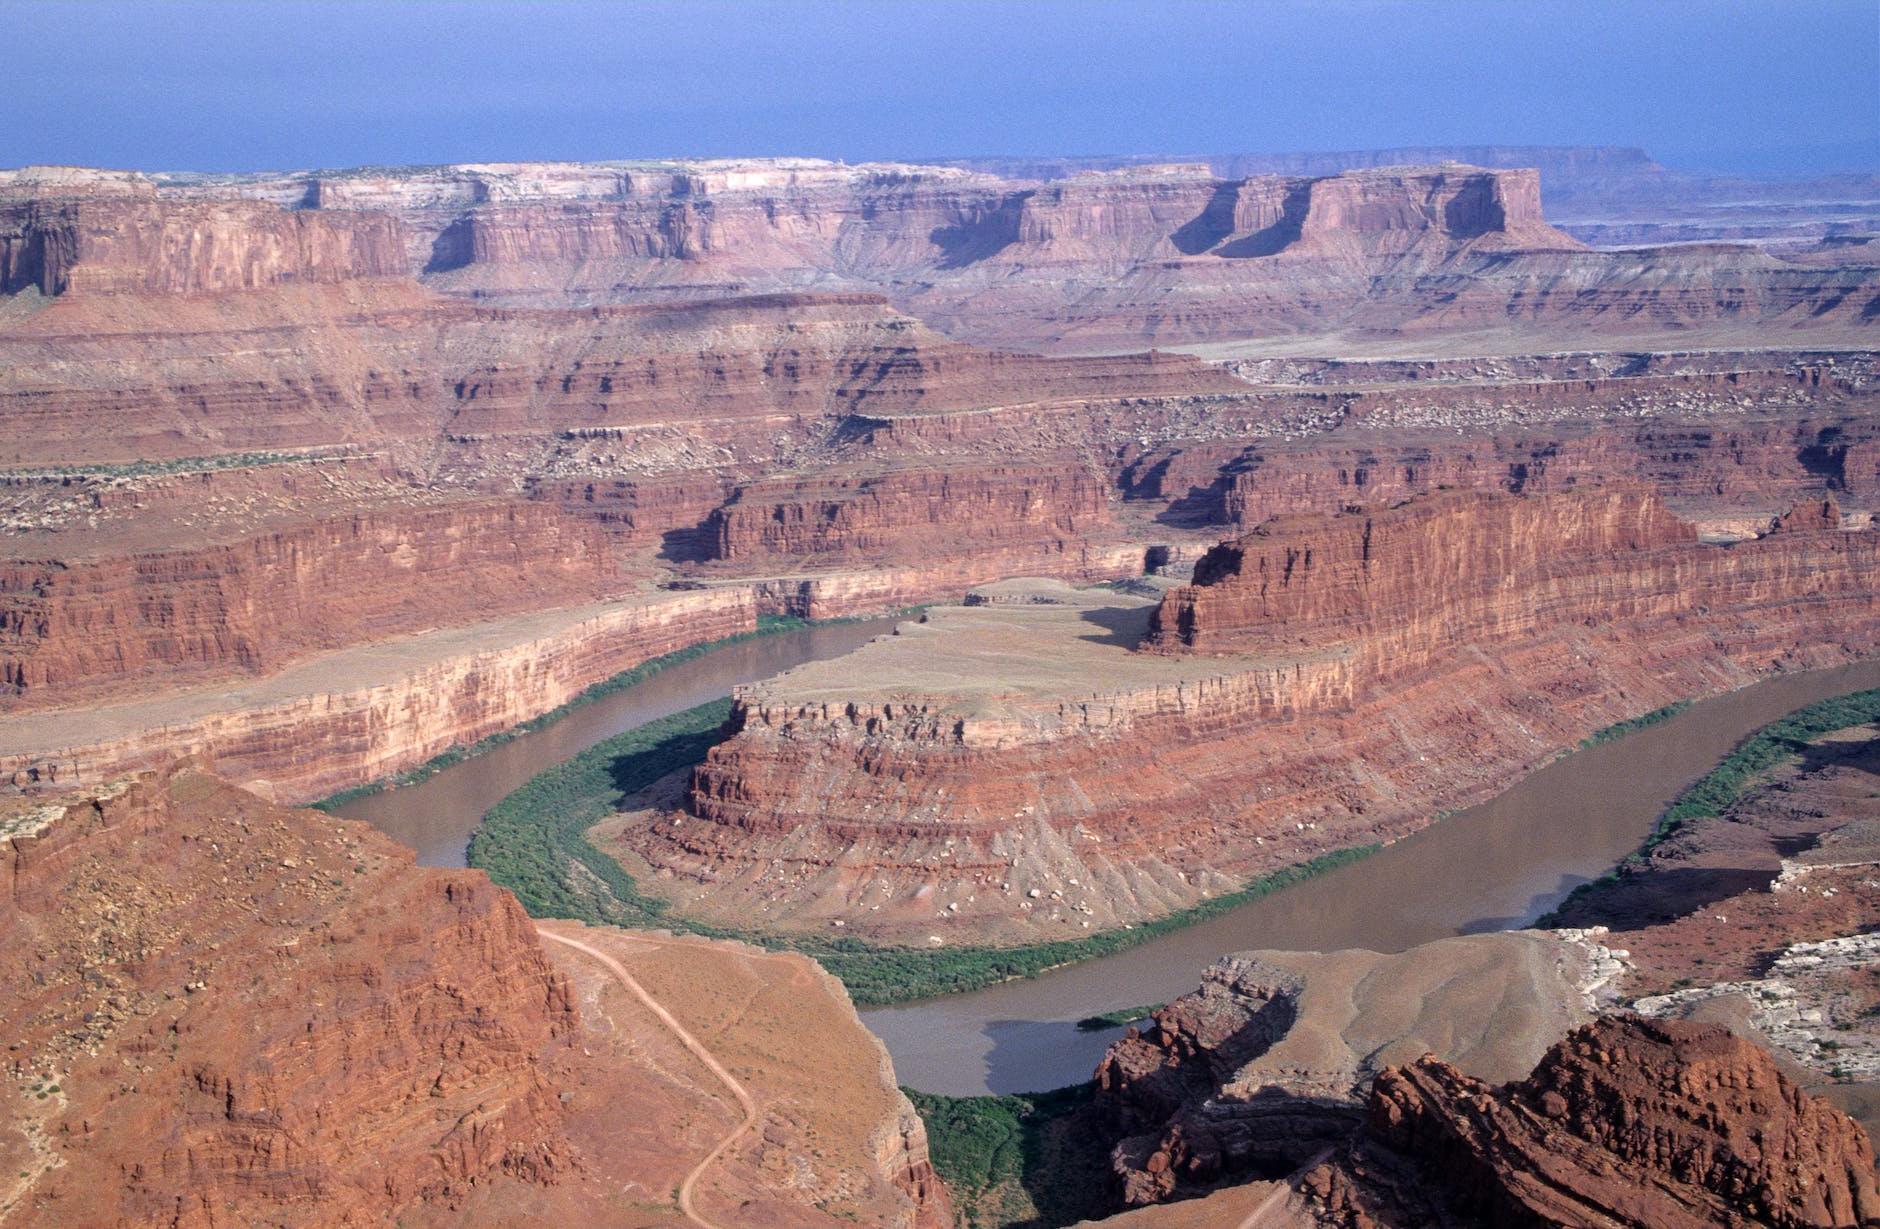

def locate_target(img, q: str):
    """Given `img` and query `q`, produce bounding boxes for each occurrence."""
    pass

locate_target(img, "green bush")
[1578,700,1691,749]
[1074,1004,1161,1031]
[904,1084,1104,1228]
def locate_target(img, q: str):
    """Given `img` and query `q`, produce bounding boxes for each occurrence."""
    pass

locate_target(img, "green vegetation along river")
[338,623,1880,1096]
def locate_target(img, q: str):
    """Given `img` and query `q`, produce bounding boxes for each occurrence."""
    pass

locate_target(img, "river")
[337,633,1880,1097]
[332,617,903,865]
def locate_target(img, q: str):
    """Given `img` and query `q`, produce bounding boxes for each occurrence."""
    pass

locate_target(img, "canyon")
[1,156,1875,807]
[2,144,1877,1229]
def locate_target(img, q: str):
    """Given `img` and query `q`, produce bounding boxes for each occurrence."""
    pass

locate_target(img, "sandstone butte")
[0,762,949,1228]
[602,487,1878,943]
[0,157,1875,806]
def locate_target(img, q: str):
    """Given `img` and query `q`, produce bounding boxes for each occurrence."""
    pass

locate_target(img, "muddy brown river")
[333,618,902,865]
[340,635,1880,1097]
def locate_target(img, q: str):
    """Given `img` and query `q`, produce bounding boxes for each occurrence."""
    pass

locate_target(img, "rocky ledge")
[1091,931,1619,1205]
[1303,1016,1880,1228]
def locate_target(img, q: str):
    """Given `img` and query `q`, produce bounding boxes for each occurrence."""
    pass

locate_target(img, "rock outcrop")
[1091,932,1609,1205]
[0,765,952,1227]
[0,763,577,1226]
[1303,1017,1880,1229]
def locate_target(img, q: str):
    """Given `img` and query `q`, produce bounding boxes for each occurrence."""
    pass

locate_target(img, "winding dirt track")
[537,926,760,1229]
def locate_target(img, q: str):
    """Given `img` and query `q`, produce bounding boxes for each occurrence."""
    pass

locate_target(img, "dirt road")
[537,926,761,1229]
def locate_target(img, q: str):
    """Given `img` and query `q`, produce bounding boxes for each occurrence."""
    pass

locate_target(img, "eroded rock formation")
[613,489,1878,942]
[1092,932,1608,1205]
[1303,1017,1880,1229]
[0,763,576,1226]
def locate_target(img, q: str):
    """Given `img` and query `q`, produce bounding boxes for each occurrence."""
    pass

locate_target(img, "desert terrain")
[2,143,1877,1228]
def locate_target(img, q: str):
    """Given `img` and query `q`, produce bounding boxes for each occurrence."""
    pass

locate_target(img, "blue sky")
[8,0,1877,175]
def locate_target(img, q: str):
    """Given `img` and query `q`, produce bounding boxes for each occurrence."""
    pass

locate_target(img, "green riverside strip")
[1073,1004,1162,1031]
[1539,686,1880,924]
[1577,699,1691,749]
[464,695,1378,1005]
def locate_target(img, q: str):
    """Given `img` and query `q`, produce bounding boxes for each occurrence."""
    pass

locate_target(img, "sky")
[7,0,1877,176]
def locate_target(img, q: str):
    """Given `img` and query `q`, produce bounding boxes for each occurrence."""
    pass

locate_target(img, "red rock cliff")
[1305,1016,1880,1228]
[0,190,408,296]
[0,495,622,705]
[0,765,576,1227]
[1147,489,1868,681]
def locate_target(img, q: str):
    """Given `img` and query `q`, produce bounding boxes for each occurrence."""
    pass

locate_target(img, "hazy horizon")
[9,0,1878,179]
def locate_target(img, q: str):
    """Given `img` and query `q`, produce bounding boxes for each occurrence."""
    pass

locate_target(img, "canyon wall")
[10,158,1874,355]
[0,494,622,705]
[0,288,1237,466]
[0,185,409,296]
[1145,489,1867,674]
[0,587,755,803]
[417,163,1574,290]
[704,462,1113,563]
[617,491,1879,943]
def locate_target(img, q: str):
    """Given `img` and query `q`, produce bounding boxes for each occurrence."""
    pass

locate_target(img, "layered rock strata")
[8,159,1876,354]
[703,462,1112,563]
[612,490,1879,942]
[0,183,408,295]
[1144,488,1869,666]
[0,491,622,705]
[1300,1017,1880,1229]
[0,586,754,803]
